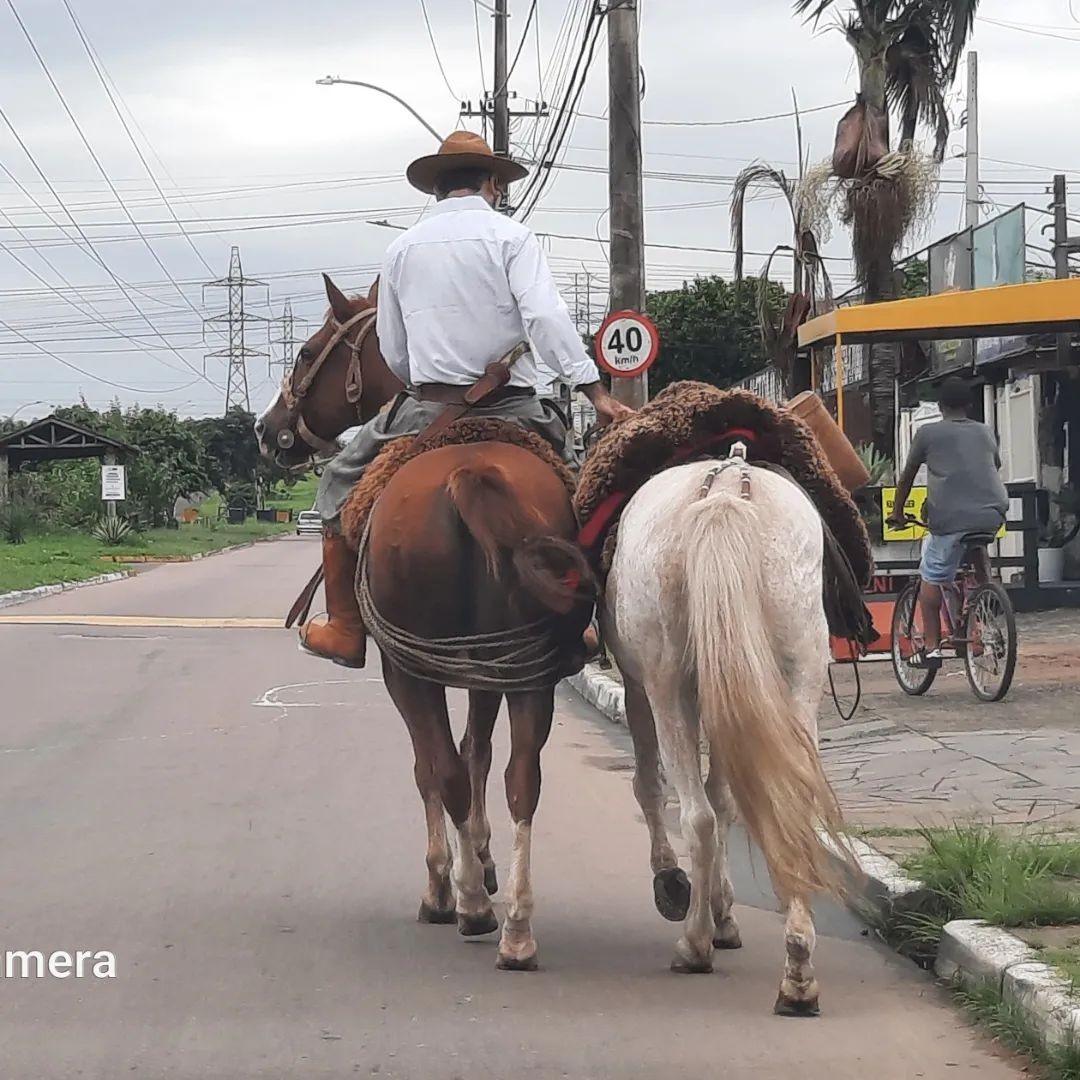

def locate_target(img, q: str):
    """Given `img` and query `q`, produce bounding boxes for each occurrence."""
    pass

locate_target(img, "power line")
[2,2,219,392]
[495,0,538,96]
[516,3,605,219]
[418,0,461,101]
[0,315,202,394]
[59,0,216,276]
[7,0,206,317]
[573,98,849,127]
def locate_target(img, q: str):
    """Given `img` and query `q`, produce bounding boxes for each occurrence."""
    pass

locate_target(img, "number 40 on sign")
[595,309,660,379]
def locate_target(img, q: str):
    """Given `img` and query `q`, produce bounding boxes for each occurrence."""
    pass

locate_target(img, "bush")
[1,500,37,544]
[91,515,133,546]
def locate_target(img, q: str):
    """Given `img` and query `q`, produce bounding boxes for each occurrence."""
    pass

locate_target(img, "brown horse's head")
[255,273,401,468]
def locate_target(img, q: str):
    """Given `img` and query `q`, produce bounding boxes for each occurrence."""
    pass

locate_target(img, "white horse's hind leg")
[623,675,688,922]
[774,609,830,1015]
[646,675,717,973]
[776,896,820,1016]
[704,759,741,949]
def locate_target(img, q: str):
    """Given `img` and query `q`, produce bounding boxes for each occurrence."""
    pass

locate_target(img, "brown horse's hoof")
[417,901,455,925]
[653,867,691,922]
[458,911,499,937]
[483,865,499,896]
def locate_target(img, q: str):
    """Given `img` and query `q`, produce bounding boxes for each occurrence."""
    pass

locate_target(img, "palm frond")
[730,163,796,282]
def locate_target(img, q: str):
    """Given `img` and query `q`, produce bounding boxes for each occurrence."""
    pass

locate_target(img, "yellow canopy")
[798,277,1080,349]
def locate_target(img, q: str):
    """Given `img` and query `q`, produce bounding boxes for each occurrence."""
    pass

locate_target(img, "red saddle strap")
[577,427,759,552]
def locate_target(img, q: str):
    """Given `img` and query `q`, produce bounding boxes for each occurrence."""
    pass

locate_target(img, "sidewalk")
[575,608,1080,841]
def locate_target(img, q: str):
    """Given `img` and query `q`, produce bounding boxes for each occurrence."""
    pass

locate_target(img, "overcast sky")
[1,0,1078,418]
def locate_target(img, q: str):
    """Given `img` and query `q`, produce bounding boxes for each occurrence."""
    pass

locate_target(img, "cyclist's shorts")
[920,532,968,585]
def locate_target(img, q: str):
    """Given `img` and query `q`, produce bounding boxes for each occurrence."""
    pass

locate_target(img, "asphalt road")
[0,536,1023,1079]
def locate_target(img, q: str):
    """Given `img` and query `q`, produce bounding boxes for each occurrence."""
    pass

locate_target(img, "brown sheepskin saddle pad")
[574,381,875,645]
[340,417,576,552]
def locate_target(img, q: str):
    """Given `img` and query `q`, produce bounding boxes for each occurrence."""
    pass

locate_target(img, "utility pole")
[493,0,510,158]
[1051,174,1077,369]
[460,1,547,213]
[202,246,270,415]
[607,0,647,407]
[964,51,980,231]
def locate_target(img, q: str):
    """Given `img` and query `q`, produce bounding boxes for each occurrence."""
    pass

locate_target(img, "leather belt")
[417,383,535,406]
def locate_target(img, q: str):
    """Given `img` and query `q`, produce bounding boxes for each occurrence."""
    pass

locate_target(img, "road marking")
[0,615,282,629]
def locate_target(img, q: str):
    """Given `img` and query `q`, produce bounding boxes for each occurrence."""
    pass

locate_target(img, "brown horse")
[257,271,594,968]
[363,445,593,966]
[255,275,400,467]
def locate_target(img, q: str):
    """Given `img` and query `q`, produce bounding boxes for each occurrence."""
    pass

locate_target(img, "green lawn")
[0,478,319,593]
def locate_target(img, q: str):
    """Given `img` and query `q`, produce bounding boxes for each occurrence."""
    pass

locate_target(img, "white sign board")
[594,309,660,378]
[101,464,126,501]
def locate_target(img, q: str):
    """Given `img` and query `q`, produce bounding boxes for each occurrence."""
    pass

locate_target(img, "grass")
[0,486,322,594]
[905,826,1080,931]
[955,981,1080,1080]
[1041,947,1080,989]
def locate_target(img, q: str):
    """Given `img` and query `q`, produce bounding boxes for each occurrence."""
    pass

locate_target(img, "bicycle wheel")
[891,583,937,696]
[964,582,1017,702]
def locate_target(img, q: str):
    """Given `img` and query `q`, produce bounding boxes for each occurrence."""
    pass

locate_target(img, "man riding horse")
[300,130,632,667]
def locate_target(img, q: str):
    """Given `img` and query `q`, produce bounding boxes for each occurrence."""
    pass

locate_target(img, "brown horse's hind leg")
[461,691,502,897]
[383,662,496,936]
[496,686,555,972]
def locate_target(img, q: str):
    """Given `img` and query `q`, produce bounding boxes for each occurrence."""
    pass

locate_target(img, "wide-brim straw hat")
[406,131,529,195]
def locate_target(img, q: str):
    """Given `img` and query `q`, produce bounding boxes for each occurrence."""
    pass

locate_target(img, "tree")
[792,0,979,455]
[731,156,835,396]
[645,277,787,394]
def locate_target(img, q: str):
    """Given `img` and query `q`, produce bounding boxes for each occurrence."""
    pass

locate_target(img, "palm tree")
[730,153,835,397]
[792,0,979,455]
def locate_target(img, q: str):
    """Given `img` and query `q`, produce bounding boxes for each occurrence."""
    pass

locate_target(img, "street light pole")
[9,399,48,420]
[315,77,443,143]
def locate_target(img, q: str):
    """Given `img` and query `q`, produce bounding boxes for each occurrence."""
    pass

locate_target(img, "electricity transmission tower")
[202,247,270,413]
[270,299,306,379]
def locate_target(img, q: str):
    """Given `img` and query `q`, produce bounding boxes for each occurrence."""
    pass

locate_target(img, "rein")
[278,306,378,456]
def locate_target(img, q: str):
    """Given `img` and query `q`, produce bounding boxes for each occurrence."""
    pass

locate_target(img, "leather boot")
[299,530,367,668]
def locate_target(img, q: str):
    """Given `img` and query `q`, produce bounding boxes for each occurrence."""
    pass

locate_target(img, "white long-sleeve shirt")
[376,195,600,390]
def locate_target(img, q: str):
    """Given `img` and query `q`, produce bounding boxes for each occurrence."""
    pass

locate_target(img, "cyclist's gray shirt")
[902,419,1009,535]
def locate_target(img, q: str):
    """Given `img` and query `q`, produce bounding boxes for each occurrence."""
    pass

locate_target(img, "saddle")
[339,420,574,552]
[574,381,876,648]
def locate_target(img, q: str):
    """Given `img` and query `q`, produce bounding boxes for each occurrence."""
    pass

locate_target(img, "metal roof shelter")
[0,415,136,503]
[797,278,1080,429]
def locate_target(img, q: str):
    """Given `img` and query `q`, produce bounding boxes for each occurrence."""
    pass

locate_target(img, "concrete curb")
[0,571,130,610]
[937,920,1080,1048]
[564,664,1080,1053]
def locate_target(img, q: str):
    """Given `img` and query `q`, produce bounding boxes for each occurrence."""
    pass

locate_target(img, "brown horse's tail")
[446,461,594,615]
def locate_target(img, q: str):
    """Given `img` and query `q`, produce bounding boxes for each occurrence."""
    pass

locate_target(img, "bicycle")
[889,517,1018,702]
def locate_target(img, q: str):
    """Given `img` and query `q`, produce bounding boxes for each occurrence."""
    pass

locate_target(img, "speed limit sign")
[595,309,660,379]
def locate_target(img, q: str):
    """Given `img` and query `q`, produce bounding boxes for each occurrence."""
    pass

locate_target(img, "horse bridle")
[277,306,378,457]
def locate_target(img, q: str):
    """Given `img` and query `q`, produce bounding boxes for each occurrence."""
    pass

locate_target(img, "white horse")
[603,454,848,1015]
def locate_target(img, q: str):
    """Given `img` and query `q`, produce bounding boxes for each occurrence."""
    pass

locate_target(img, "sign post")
[594,309,660,382]
[101,463,126,519]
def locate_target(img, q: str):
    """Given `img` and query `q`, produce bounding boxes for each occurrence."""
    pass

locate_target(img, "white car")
[295,510,322,536]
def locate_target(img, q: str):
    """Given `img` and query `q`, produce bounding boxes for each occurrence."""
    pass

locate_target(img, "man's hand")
[582,383,636,427]
[885,515,907,531]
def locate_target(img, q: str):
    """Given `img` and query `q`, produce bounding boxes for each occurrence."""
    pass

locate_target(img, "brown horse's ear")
[323,273,352,323]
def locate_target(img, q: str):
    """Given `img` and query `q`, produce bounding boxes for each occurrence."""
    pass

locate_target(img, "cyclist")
[887,377,1009,666]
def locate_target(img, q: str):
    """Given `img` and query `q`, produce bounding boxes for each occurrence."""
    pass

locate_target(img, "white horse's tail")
[681,491,846,900]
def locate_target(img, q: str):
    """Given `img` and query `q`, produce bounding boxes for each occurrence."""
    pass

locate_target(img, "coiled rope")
[355,514,571,692]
